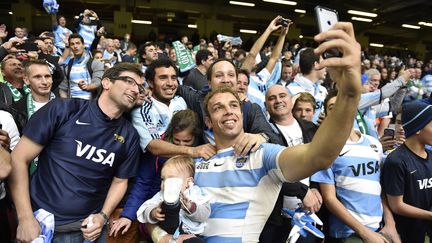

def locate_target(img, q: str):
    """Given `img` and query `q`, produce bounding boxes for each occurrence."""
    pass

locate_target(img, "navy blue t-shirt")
[24,98,140,226]
[381,144,432,243]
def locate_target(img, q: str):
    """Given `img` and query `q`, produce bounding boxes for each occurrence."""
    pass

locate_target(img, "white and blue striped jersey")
[102,50,116,67]
[422,74,432,97]
[311,134,383,238]
[53,25,72,51]
[248,68,270,113]
[194,143,287,242]
[77,22,97,49]
[247,61,282,114]
[131,96,187,152]
[66,53,93,100]
[287,74,327,123]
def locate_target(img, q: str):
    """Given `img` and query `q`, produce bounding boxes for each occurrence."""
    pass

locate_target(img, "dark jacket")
[264,117,318,227]
[9,94,28,134]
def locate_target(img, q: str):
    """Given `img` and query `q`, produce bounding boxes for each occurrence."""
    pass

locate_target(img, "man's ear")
[204,115,213,129]
[23,76,30,85]
[147,79,154,89]
[101,78,111,90]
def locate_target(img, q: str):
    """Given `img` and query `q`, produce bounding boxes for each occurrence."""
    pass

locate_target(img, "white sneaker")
[163,178,183,204]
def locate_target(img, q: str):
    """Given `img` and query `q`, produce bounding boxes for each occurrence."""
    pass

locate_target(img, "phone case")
[315,6,339,33]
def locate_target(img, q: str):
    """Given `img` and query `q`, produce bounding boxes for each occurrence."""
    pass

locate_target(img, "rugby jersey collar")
[90,99,123,126]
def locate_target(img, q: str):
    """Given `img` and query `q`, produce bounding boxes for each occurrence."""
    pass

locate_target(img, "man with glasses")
[9,63,144,243]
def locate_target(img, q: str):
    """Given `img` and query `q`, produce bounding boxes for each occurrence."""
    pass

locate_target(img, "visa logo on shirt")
[417,178,432,190]
[75,140,115,167]
[349,161,380,176]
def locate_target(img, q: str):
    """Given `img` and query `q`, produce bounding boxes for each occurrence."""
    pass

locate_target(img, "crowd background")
[0,4,432,243]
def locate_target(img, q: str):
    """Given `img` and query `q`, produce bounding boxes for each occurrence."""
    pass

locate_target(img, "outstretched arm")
[265,24,291,74]
[278,22,362,182]
[241,16,282,72]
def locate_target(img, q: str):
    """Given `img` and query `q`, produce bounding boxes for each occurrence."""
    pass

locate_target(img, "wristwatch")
[99,212,109,225]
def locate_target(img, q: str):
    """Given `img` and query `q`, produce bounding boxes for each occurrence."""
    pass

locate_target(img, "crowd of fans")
[0,7,432,243]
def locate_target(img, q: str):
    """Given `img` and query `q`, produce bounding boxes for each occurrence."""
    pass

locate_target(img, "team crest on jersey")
[114,134,125,143]
[196,161,210,170]
[369,144,379,153]
[236,156,248,168]
[145,122,158,134]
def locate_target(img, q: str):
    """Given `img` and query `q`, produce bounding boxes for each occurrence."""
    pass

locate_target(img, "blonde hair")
[162,155,195,177]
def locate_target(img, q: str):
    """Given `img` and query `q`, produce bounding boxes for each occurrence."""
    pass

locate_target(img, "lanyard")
[355,110,368,135]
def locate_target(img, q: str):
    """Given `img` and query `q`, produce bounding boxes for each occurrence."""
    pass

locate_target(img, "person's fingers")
[86,227,102,239]
[315,56,346,70]
[250,141,261,153]
[121,224,130,235]
[314,39,350,59]
[329,22,355,38]
[314,29,352,44]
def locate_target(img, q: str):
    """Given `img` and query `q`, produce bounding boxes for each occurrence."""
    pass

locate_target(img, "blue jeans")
[52,227,107,243]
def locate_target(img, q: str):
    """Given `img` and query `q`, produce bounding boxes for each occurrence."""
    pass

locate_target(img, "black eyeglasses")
[113,76,145,94]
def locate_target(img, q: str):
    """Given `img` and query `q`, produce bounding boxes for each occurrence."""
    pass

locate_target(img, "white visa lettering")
[75,140,115,167]
[417,178,432,190]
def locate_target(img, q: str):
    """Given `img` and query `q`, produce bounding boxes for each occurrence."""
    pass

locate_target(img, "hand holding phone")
[383,128,395,139]
[15,42,39,52]
[315,6,342,59]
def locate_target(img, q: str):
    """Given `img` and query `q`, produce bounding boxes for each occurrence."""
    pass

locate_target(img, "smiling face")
[236,72,249,95]
[106,71,143,111]
[209,60,237,90]
[148,66,178,105]
[265,85,293,121]
[205,91,243,141]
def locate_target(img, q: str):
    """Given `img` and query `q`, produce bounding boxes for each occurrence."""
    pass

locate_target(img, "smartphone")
[15,42,39,52]
[315,6,342,59]
[383,128,395,139]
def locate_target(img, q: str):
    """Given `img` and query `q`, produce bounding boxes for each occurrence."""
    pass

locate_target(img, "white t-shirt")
[0,110,20,150]
[0,110,20,200]
[276,120,310,209]
[276,120,303,147]
[33,100,49,113]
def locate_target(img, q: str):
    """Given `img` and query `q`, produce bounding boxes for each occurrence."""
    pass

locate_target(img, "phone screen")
[15,42,39,52]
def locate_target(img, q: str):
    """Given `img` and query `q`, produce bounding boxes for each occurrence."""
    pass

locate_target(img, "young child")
[382,100,432,243]
[137,155,210,243]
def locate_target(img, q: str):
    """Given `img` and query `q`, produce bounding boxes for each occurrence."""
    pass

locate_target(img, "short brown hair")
[24,59,50,76]
[203,85,242,117]
[206,59,237,82]
[162,155,195,177]
[294,92,317,111]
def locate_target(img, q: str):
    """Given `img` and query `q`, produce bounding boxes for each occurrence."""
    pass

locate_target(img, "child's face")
[161,164,192,193]
[172,128,195,146]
